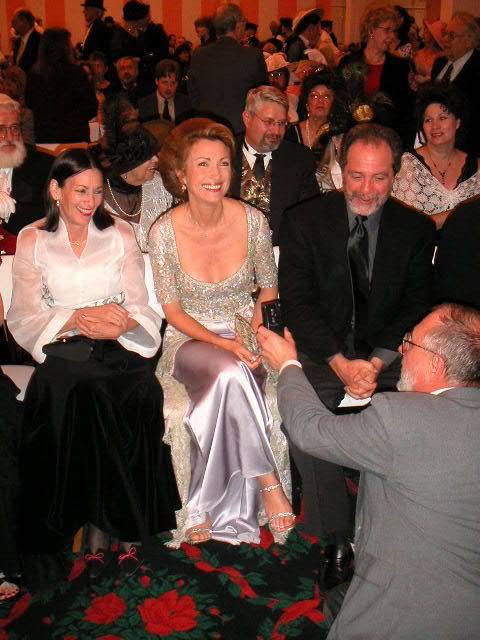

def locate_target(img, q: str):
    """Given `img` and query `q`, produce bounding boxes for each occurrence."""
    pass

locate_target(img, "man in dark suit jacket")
[0,95,53,235]
[278,123,435,587]
[230,85,319,245]
[258,302,480,640]
[188,3,267,134]
[434,197,480,308]
[431,12,480,154]
[80,0,110,61]
[139,59,191,125]
[11,9,41,73]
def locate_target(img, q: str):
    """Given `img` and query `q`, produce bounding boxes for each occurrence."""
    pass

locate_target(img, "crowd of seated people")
[1,3,480,638]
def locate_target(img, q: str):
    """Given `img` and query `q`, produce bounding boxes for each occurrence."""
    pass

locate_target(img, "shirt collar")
[431,387,456,395]
[243,139,273,168]
[446,49,474,76]
[21,28,34,43]
[346,203,383,232]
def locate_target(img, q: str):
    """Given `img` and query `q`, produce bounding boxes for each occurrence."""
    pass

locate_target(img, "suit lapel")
[369,201,397,308]
[12,165,33,203]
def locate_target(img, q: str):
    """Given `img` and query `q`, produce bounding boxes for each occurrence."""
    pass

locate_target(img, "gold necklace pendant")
[107,179,142,218]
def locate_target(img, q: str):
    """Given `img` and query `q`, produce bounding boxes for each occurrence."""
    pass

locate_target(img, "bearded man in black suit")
[230,85,319,246]
[279,123,435,588]
[0,94,53,236]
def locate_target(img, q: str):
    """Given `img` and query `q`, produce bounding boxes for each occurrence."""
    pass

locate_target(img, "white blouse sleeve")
[115,220,162,357]
[7,226,74,363]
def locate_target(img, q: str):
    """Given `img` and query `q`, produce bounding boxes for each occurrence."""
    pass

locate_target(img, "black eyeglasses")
[401,332,439,355]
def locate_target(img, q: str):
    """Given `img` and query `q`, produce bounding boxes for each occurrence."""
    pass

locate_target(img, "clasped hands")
[257,327,383,400]
[75,303,129,340]
[329,354,384,400]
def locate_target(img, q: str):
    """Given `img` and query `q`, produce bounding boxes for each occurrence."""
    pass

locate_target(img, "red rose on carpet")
[210,607,220,616]
[138,589,199,635]
[181,542,202,559]
[84,593,127,624]
[140,575,151,587]
[42,616,52,624]
[68,556,86,581]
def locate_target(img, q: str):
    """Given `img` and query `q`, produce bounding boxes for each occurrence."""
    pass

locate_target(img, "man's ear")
[430,353,446,380]
[242,109,250,130]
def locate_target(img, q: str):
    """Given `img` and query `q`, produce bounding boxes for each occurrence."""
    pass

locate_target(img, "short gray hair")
[424,303,480,388]
[245,85,288,115]
[452,12,480,48]
[214,3,244,36]
[0,93,20,112]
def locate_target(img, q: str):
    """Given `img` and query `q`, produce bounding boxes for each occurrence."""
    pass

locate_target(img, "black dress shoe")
[117,545,141,579]
[318,543,354,591]
[84,548,112,581]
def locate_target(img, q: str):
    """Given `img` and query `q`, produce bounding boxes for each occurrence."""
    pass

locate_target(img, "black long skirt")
[19,340,180,553]
[0,370,22,573]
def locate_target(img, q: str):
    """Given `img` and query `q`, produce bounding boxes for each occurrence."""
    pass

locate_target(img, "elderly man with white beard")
[0,94,53,236]
[257,303,480,640]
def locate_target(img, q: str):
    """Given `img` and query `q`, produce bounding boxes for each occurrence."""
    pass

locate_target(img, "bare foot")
[186,522,212,544]
[260,484,296,533]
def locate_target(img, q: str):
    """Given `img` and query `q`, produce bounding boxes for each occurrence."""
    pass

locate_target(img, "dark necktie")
[443,63,454,83]
[253,153,266,181]
[348,215,370,338]
[162,99,171,121]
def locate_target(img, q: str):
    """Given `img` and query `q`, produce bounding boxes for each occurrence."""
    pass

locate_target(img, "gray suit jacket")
[278,366,480,640]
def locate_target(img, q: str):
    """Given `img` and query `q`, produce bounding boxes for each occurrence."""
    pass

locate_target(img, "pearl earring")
[56,199,60,207]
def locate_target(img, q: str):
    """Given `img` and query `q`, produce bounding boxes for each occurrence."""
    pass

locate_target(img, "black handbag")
[42,335,95,362]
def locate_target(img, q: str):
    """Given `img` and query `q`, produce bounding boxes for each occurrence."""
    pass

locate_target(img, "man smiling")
[278,122,435,589]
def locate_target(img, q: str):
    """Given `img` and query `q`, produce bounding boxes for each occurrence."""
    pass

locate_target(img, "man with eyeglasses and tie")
[230,85,319,246]
[278,122,435,590]
[0,94,53,236]
[431,12,480,154]
[257,301,480,640]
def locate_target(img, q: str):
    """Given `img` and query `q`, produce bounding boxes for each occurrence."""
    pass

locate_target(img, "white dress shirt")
[436,49,474,82]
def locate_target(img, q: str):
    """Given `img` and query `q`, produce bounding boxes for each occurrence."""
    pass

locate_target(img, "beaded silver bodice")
[149,202,277,372]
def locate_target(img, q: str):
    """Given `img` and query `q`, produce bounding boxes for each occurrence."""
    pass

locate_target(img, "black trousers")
[288,351,401,540]
[0,370,23,575]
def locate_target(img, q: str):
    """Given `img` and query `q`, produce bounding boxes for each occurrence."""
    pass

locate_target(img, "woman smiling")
[392,84,480,229]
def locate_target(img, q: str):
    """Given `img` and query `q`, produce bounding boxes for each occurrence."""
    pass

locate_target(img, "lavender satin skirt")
[173,324,277,544]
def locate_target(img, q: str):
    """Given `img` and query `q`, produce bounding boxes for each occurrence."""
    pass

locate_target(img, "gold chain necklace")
[427,148,454,185]
[187,203,224,238]
[107,179,142,218]
[67,233,87,247]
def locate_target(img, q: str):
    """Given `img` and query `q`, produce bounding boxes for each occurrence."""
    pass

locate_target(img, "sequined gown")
[149,204,280,545]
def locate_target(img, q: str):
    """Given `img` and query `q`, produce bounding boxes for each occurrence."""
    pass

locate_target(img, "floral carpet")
[0,516,331,640]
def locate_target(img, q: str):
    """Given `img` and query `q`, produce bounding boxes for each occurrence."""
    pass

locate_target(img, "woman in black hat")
[100,96,173,252]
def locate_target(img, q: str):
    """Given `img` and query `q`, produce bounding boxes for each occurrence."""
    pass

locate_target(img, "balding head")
[398,304,480,393]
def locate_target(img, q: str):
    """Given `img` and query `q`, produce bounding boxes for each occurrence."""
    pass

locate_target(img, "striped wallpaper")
[1,0,464,66]
[1,0,337,59]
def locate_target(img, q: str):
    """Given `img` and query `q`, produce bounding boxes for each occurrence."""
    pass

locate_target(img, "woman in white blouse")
[392,84,480,229]
[7,149,179,580]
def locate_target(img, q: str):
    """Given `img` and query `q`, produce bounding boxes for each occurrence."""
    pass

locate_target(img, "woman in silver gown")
[149,118,294,545]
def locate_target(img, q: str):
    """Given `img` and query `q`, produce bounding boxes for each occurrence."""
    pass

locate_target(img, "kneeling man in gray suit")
[257,303,480,640]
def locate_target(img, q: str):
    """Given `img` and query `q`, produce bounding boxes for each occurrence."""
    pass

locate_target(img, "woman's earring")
[56,199,60,208]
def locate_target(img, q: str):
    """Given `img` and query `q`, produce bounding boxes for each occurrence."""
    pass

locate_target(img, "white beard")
[0,139,27,169]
